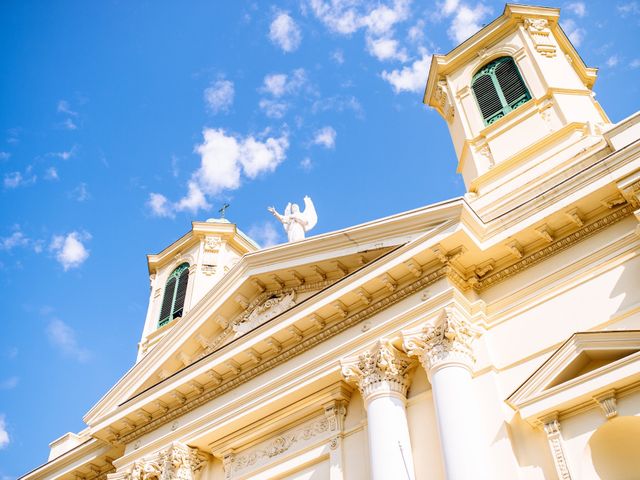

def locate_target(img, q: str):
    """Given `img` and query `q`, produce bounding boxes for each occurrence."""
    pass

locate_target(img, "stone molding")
[403,307,481,373]
[539,414,573,480]
[218,406,345,480]
[341,340,415,403]
[107,442,207,480]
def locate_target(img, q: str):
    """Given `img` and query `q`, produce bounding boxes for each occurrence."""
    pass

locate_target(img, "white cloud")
[606,55,619,67]
[366,36,408,61]
[332,49,345,64]
[0,231,29,251]
[3,168,36,189]
[561,19,585,46]
[46,318,90,362]
[0,415,9,450]
[313,126,337,149]
[0,152,10,161]
[51,147,76,160]
[381,52,432,93]
[70,182,90,202]
[311,95,364,117]
[300,157,313,171]
[0,377,18,390]
[617,2,640,16]
[565,2,586,17]
[57,100,77,116]
[204,79,234,114]
[175,181,211,214]
[259,99,289,118]
[630,58,640,69]
[49,231,91,271]
[261,69,307,97]
[309,0,410,36]
[45,167,59,181]
[62,118,78,130]
[407,20,426,43]
[309,0,411,63]
[446,2,491,43]
[150,129,289,217]
[248,222,281,248]
[262,74,288,97]
[147,192,174,218]
[269,12,302,52]
[258,69,308,118]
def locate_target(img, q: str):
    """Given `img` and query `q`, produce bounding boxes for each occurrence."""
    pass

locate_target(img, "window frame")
[471,56,532,126]
[158,262,190,328]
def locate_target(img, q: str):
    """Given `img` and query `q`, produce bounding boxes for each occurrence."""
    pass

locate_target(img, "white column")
[341,340,416,480]
[403,307,490,480]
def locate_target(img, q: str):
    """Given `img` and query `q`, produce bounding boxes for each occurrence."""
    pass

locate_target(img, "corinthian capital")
[340,340,415,403]
[402,307,482,373]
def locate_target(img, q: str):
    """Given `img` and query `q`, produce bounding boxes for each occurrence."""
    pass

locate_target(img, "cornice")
[85,207,462,425]
[19,438,116,480]
[114,263,448,444]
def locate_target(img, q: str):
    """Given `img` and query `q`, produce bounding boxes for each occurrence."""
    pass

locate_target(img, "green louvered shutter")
[158,277,176,327]
[472,57,531,126]
[172,267,189,320]
[157,263,190,328]
[473,74,503,123]
[495,59,531,111]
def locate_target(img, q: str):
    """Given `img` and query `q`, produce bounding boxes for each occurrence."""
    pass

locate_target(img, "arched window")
[472,56,531,125]
[158,263,190,327]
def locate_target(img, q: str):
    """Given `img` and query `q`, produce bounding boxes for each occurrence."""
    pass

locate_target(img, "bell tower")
[424,4,611,219]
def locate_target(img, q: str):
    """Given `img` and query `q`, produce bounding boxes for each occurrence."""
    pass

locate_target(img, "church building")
[21,4,640,479]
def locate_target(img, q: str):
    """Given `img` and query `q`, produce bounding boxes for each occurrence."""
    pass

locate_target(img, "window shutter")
[473,74,503,122]
[496,59,530,110]
[472,57,531,126]
[172,268,189,319]
[158,277,176,327]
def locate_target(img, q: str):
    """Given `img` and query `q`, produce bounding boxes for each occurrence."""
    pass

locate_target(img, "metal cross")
[218,203,230,218]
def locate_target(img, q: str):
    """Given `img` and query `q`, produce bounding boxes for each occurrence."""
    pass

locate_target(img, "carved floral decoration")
[232,291,296,336]
[109,443,207,480]
[341,340,415,400]
[403,307,482,372]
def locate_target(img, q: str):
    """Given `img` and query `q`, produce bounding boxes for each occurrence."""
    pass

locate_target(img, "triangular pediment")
[83,200,463,436]
[508,330,640,416]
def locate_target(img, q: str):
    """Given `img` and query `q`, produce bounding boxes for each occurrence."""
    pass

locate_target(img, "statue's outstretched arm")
[268,206,284,223]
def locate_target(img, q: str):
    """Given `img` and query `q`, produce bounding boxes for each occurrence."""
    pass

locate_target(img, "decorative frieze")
[221,415,331,479]
[403,307,481,372]
[108,442,207,480]
[341,340,415,401]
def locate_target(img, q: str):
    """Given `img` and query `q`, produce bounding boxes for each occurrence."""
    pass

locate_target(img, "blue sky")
[0,0,639,476]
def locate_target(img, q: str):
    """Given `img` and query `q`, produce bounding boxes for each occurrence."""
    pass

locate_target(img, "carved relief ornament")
[232,290,296,336]
[434,79,455,122]
[341,340,415,401]
[108,443,207,480]
[402,307,481,373]
[524,18,557,57]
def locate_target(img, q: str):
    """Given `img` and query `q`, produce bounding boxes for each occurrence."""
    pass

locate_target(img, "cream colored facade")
[21,4,640,480]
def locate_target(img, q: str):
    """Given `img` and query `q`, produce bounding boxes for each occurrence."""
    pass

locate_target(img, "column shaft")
[366,393,415,480]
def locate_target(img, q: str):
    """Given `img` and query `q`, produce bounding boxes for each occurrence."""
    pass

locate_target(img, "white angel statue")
[268,196,318,242]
